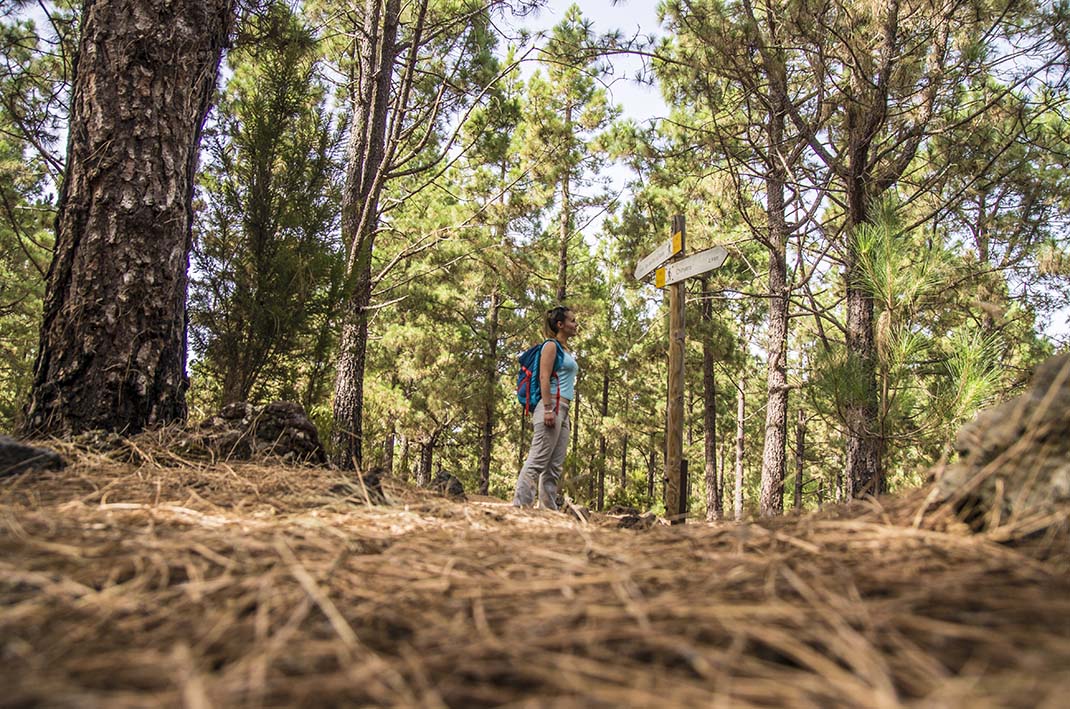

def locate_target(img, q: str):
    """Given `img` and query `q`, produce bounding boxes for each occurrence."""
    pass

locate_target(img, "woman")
[513,305,579,510]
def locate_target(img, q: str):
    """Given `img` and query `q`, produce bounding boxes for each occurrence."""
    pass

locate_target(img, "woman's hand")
[542,404,556,427]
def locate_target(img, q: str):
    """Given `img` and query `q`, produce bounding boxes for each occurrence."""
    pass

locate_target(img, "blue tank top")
[548,344,578,401]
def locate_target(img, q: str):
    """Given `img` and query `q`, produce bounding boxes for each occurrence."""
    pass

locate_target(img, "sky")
[501,1,674,242]
[513,0,670,126]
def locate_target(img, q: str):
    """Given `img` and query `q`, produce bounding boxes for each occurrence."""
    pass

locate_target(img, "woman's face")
[559,310,578,337]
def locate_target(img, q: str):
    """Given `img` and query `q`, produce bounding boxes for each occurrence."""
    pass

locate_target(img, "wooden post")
[665,214,686,523]
[638,213,727,524]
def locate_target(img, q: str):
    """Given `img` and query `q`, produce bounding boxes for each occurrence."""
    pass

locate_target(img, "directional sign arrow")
[655,246,728,287]
[634,230,684,281]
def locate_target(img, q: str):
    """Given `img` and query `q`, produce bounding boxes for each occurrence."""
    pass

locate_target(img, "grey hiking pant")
[512,399,570,510]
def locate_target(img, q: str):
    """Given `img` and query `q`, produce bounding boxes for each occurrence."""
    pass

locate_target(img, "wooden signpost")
[635,214,728,524]
[634,229,683,281]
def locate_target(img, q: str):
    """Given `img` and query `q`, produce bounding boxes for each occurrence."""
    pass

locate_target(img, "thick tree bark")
[701,277,722,522]
[477,292,500,495]
[23,0,232,436]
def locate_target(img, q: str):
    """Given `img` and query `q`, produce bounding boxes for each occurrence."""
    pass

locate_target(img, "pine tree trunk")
[384,426,396,476]
[647,447,656,503]
[836,456,844,503]
[331,0,402,468]
[794,409,806,510]
[844,178,882,497]
[23,0,233,436]
[417,428,439,487]
[734,379,746,521]
[418,440,432,487]
[759,102,789,517]
[477,292,500,495]
[701,276,722,522]
[332,288,371,467]
[718,441,727,513]
[399,433,410,482]
[556,106,572,304]
[597,367,608,511]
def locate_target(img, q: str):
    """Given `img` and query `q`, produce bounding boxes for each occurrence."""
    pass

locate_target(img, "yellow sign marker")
[635,231,685,281]
[655,267,666,288]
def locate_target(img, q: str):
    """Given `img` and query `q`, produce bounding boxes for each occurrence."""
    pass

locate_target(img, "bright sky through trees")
[526,0,667,125]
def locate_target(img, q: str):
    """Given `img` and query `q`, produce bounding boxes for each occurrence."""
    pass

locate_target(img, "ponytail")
[543,305,571,339]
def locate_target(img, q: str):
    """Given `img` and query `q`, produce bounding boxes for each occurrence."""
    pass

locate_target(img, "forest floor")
[2,440,1069,708]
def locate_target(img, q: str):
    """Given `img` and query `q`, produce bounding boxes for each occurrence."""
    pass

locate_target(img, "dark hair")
[544,305,571,338]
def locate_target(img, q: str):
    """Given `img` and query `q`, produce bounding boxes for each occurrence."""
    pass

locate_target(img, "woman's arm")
[539,341,557,422]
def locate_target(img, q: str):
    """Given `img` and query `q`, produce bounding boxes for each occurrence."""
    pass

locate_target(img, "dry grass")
[2,439,1069,708]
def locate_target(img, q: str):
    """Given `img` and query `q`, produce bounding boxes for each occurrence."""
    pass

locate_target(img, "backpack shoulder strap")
[543,339,565,370]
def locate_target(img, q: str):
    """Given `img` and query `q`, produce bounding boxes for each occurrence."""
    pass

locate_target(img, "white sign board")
[655,246,728,287]
[634,230,684,280]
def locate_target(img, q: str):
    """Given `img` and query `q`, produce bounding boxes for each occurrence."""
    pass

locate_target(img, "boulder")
[198,401,326,464]
[938,353,1070,530]
[430,471,466,501]
[330,466,388,504]
[0,435,65,477]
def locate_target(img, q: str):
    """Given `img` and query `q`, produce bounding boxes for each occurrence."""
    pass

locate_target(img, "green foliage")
[0,4,74,429]
[4,0,1066,520]
[0,129,52,428]
[189,1,343,411]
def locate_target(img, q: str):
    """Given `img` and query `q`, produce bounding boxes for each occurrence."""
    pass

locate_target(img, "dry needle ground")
[2,440,1068,708]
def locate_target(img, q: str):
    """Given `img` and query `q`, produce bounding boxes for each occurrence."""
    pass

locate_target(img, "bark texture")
[758,104,789,517]
[844,181,882,497]
[24,0,233,436]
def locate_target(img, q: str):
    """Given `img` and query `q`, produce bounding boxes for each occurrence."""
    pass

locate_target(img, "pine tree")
[189,2,342,409]
[23,0,233,436]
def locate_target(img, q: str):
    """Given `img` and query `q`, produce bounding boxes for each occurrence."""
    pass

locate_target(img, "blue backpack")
[516,339,564,414]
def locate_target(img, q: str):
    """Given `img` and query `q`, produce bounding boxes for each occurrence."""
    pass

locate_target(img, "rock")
[430,471,466,501]
[0,435,65,477]
[330,466,388,504]
[198,401,326,463]
[618,512,657,530]
[939,353,1070,531]
[70,430,125,452]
